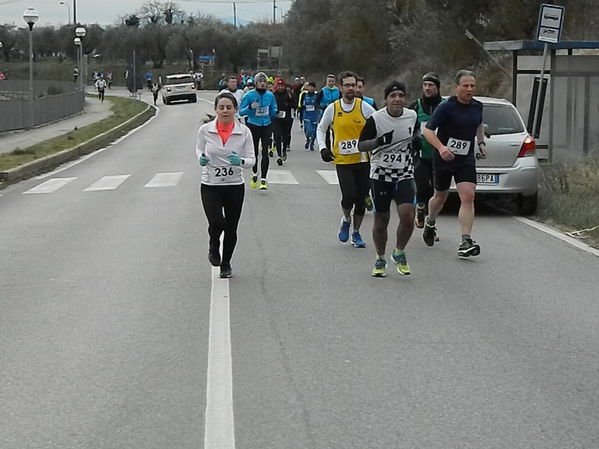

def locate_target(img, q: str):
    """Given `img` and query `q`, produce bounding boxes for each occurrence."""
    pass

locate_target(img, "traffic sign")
[536,4,565,43]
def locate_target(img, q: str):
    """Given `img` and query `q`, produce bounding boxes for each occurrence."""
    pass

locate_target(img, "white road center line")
[23,177,76,194]
[144,172,183,188]
[83,175,130,191]
[316,169,339,185]
[267,169,299,184]
[204,266,236,449]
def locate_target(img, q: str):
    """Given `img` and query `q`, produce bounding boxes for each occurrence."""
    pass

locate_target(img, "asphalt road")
[1,91,598,449]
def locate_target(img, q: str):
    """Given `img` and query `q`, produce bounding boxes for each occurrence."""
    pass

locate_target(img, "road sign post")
[532,4,565,139]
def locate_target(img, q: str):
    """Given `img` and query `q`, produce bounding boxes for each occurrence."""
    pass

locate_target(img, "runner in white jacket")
[196,92,255,278]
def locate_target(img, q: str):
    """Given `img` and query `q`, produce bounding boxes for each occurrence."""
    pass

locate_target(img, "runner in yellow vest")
[317,71,376,247]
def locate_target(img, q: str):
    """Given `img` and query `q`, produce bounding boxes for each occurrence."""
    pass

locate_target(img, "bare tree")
[138,1,185,26]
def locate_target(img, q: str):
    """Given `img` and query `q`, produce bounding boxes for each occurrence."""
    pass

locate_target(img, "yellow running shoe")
[259,179,268,190]
[249,175,258,189]
[371,257,386,278]
[392,249,411,275]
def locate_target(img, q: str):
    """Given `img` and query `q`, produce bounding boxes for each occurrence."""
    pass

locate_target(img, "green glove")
[199,154,209,166]
[227,151,242,166]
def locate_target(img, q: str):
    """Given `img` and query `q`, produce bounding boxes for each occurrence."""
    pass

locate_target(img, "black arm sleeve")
[411,118,422,155]
[358,117,379,152]
[315,90,323,109]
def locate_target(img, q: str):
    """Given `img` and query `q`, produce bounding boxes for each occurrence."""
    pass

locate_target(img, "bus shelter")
[483,40,599,162]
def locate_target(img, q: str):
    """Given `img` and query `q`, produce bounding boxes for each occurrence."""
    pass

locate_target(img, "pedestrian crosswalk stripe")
[316,170,338,185]
[84,175,130,191]
[267,169,299,184]
[144,172,183,188]
[23,177,76,194]
[14,170,339,195]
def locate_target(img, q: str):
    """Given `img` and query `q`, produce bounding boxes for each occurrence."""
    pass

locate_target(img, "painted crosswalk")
[19,170,339,194]
[83,175,131,192]
[266,170,299,184]
[144,172,184,188]
[23,177,76,194]
[316,170,339,185]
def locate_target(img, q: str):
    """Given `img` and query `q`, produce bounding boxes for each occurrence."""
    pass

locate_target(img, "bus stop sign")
[537,4,565,44]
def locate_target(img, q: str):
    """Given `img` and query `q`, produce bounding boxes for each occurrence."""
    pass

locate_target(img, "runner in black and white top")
[95,76,107,102]
[196,93,256,278]
[358,81,418,277]
[422,69,487,258]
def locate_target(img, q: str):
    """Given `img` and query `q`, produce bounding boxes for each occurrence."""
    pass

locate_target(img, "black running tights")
[335,162,370,216]
[414,157,434,205]
[247,123,272,179]
[273,117,293,157]
[201,183,245,266]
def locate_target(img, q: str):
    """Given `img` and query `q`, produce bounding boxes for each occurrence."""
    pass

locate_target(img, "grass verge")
[536,156,599,248]
[0,96,148,172]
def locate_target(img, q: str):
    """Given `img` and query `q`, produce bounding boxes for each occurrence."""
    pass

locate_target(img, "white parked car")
[161,74,197,105]
[449,96,540,215]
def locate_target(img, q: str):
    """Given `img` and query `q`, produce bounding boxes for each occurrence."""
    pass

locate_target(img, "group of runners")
[316,70,486,277]
[197,69,487,278]
[217,72,325,190]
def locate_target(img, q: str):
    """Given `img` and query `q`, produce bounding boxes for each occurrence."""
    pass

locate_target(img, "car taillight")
[518,136,536,157]
[191,84,196,89]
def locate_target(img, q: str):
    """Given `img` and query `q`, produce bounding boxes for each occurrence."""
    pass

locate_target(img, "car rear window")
[165,76,193,85]
[483,105,525,135]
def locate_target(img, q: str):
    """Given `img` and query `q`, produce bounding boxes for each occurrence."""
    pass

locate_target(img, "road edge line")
[515,216,599,257]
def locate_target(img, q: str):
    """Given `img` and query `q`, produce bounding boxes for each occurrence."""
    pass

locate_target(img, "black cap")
[384,80,406,99]
[422,72,440,89]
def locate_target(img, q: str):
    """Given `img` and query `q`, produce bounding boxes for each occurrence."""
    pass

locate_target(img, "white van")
[161,74,197,105]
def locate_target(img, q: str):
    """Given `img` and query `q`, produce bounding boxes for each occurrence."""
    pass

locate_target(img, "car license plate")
[476,173,499,183]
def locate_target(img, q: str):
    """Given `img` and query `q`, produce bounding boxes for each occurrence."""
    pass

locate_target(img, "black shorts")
[433,163,477,191]
[370,178,415,213]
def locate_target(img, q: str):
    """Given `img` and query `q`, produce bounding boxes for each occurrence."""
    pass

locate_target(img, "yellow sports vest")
[331,98,369,165]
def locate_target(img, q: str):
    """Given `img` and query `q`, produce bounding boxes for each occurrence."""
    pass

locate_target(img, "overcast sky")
[1,0,292,27]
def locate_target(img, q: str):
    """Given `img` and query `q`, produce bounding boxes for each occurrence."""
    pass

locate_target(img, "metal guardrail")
[0,91,28,100]
[0,80,85,132]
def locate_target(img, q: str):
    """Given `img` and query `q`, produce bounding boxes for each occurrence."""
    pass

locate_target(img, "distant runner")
[239,72,278,190]
[298,82,318,151]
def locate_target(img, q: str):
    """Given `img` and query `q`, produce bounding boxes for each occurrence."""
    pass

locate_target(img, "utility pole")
[233,2,237,28]
[273,0,276,23]
[73,0,76,24]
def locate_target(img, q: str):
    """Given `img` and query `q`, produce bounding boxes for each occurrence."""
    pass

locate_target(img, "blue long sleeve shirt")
[239,89,278,126]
